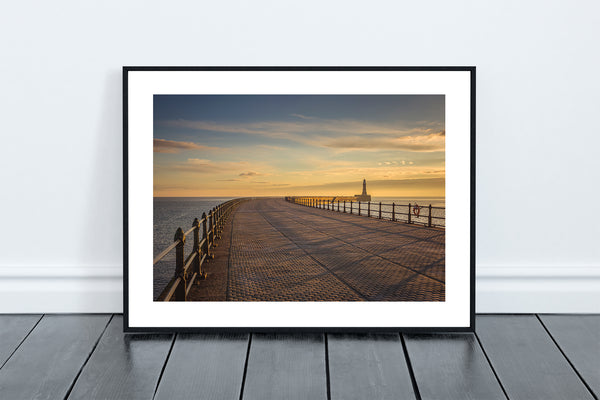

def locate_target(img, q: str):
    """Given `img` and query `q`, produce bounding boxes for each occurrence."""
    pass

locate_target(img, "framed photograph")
[123,67,475,332]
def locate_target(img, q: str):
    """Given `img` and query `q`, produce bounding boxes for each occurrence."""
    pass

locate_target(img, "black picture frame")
[123,66,476,333]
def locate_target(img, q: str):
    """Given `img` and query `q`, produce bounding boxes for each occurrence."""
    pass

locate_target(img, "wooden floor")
[189,198,445,301]
[0,314,597,399]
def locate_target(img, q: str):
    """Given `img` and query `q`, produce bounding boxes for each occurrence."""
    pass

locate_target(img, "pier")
[156,197,445,302]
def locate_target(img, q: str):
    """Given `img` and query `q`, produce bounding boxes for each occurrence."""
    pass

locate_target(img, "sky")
[153,95,445,197]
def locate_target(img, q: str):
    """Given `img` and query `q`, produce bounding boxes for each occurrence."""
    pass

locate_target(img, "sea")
[153,196,445,299]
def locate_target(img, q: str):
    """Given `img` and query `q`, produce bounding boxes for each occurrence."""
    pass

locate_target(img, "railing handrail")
[285,196,445,228]
[155,198,248,301]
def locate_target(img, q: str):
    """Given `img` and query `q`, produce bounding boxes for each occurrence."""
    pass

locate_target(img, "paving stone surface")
[201,198,446,302]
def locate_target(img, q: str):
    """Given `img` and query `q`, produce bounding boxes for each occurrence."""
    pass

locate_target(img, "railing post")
[367,201,370,217]
[174,227,186,301]
[343,201,346,213]
[408,203,412,224]
[202,212,212,258]
[217,206,222,236]
[192,218,204,281]
[392,202,395,221]
[215,207,219,235]
[358,201,361,216]
[350,201,353,214]
[378,202,382,219]
[209,209,215,247]
[219,205,224,236]
[428,204,432,227]
[337,200,340,212]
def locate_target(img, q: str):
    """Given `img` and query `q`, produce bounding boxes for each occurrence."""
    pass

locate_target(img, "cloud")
[167,159,274,179]
[217,179,241,182]
[153,138,219,153]
[277,178,445,196]
[239,171,262,177]
[290,113,314,120]
[322,131,445,152]
[256,144,288,151]
[173,158,249,174]
[160,119,444,151]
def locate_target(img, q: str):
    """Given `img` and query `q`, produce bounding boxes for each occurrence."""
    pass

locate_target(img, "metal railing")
[285,196,445,228]
[154,198,246,301]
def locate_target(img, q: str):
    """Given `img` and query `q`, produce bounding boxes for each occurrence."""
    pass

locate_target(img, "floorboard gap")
[152,333,177,400]
[238,333,253,400]
[0,314,43,371]
[325,334,331,400]
[63,314,114,400]
[474,331,510,400]
[400,333,422,400]
[535,314,598,400]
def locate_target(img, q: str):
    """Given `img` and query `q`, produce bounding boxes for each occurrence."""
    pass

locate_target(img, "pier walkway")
[188,198,444,302]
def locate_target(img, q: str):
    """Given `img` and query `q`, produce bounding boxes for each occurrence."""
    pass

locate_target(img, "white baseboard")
[0,267,123,313]
[0,266,598,313]
[476,266,600,313]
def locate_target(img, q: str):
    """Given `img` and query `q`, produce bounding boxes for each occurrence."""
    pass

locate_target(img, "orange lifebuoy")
[413,204,421,218]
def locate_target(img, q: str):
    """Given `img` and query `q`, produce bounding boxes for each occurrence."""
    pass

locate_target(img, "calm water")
[153,196,445,299]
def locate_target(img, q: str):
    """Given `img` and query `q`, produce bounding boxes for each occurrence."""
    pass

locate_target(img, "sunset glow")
[153,95,445,197]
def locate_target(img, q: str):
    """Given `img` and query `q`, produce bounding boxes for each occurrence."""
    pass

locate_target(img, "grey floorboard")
[0,314,41,367]
[242,333,328,400]
[154,333,249,400]
[476,315,594,400]
[539,314,600,398]
[328,333,416,400]
[66,315,173,400]
[404,333,506,400]
[0,314,110,400]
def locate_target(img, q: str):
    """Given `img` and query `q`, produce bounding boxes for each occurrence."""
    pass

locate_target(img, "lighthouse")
[355,179,372,201]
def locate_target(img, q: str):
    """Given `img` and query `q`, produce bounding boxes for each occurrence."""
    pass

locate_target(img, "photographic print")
[153,95,446,302]
[124,68,474,331]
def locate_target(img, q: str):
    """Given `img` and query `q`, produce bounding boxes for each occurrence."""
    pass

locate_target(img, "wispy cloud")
[153,138,220,153]
[173,158,249,174]
[239,171,262,177]
[273,178,445,197]
[323,131,445,152]
[160,119,444,151]
[168,159,273,179]
[290,113,315,120]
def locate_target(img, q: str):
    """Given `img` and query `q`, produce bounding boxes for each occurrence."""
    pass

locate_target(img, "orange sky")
[154,95,445,197]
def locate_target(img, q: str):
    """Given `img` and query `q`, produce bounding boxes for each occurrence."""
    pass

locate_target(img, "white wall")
[0,0,598,313]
